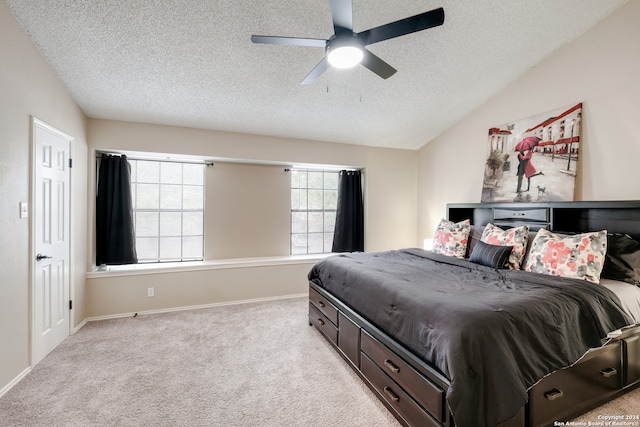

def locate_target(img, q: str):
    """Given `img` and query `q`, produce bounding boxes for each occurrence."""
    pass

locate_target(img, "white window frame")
[128,158,205,263]
[290,169,339,254]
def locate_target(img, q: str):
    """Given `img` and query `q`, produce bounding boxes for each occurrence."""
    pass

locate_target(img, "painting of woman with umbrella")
[515,136,544,193]
[480,102,582,203]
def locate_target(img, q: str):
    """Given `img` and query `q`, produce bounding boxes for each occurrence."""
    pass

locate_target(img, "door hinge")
[69,158,73,168]
[69,300,73,310]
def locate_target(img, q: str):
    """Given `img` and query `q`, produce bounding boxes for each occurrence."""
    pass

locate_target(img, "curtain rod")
[95,151,361,171]
[284,167,363,173]
[95,152,209,165]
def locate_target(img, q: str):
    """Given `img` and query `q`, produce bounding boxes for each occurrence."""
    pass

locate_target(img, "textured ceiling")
[6,0,627,150]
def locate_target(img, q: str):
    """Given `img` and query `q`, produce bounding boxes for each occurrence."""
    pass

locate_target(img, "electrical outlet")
[147,287,155,297]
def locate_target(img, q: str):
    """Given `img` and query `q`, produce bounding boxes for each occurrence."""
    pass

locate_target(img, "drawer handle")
[383,386,400,402]
[600,367,618,378]
[318,318,325,326]
[384,359,400,374]
[513,212,525,216]
[544,389,564,401]
[318,301,325,307]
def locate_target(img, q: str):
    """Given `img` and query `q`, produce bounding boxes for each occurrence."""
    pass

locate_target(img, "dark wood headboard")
[447,200,640,241]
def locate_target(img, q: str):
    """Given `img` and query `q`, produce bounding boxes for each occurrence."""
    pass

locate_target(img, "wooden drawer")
[361,331,445,422]
[362,355,440,427]
[624,335,640,386]
[338,312,360,368]
[309,287,339,326]
[309,303,338,346]
[529,342,622,427]
[494,208,548,222]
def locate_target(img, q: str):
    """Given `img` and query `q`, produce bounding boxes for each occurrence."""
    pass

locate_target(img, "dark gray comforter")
[308,249,635,427]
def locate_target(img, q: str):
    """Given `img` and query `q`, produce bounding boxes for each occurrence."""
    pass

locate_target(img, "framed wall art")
[481,103,582,203]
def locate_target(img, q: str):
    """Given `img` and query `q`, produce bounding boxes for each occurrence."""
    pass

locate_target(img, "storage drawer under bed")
[361,330,445,423]
[308,303,338,346]
[528,341,622,427]
[309,286,339,326]
[361,354,441,427]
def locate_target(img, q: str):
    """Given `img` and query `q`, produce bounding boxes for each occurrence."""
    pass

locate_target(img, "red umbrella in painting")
[514,136,541,152]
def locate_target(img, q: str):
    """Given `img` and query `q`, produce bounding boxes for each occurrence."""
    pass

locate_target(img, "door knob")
[36,253,52,261]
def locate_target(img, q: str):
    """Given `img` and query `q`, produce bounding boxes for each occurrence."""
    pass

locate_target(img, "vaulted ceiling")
[6,0,627,149]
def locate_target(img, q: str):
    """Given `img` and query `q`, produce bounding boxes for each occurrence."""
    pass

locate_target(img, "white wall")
[418,0,640,242]
[86,119,418,317]
[86,262,314,318]
[0,2,88,393]
[365,147,418,251]
[206,162,291,259]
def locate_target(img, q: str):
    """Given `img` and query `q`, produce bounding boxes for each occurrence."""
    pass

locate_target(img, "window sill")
[86,254,332,278]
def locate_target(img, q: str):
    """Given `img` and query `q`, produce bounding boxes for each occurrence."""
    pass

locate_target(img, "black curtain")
[96,154,137,265]
[332,170,364,252]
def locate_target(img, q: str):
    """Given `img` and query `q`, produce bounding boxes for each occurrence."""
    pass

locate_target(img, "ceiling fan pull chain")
[359,67,362,103]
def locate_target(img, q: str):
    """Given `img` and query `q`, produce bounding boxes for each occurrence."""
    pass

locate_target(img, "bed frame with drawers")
[308,200,640,427]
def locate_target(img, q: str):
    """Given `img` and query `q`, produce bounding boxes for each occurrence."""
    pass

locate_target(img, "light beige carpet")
[0,296,638,426]
[1,297,399,427]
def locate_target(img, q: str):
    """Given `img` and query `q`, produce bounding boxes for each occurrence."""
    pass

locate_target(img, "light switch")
[19,202,28,219]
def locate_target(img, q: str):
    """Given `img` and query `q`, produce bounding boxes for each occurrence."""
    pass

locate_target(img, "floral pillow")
[523,228,608,284]
[433,218,470,259]
[480,223,530,269]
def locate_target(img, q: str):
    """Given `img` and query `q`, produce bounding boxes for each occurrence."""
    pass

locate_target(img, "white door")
[32,118,72,366]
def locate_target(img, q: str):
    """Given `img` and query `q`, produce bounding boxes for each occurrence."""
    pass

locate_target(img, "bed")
[307,201,640,427]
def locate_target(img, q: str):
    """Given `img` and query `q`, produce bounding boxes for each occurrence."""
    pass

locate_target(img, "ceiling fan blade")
[330,0,354,33]
[358,7,444,46]
[301,57,330,85]
[251,35,327,48]
[361,49,397,79]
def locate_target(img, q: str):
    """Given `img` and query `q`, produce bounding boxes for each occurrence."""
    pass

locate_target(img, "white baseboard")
[85,292,308,322]
[0,367,31,398]
[71,317,88,334]
[2,319,88,396]
[2,293,307,398]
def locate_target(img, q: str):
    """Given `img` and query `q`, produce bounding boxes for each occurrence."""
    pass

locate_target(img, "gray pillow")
[602,233,640,285]
[469,240,513,269]
[465,225,486,258]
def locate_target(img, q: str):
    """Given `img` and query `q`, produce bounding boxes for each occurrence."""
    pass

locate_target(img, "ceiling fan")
[251,0,445,85]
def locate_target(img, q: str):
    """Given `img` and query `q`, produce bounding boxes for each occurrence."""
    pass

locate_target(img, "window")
[290,169,338,254]
[129,159,205,262]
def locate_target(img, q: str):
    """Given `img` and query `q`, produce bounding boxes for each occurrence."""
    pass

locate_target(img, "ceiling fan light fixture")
[327,45,363,69]
[251,2,445,84]
[326,34,365,69]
